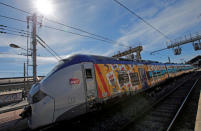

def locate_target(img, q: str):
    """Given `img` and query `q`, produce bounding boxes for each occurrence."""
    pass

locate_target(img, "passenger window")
[85,69,92,79]
[129,72,140,86]
[146,71,152,79]
[118,72,129,86]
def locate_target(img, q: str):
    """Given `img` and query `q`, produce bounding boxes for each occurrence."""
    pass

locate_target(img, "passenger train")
[22,54,194,129]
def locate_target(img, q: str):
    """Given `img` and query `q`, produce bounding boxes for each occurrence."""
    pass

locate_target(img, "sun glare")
[35,0,54,16]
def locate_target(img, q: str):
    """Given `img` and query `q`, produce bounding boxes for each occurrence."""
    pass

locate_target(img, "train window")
[118,72,129,86]
[146,71,152,79]
[85,69,92,79]
[157,70,161,76]
[152,71,158,77]
[129,72,140,86]
[160,70,164,75]
[138,68,147,81]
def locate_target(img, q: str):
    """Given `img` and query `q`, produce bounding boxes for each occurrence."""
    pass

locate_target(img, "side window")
[138,68,147,80]
[146,71,152,79]
[85,69,92,79]
[118,72,129,87]
[129,72,140,86]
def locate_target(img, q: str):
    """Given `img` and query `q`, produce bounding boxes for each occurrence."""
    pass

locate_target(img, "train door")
[82,62,98,109]
[138,67,148,89]
[144,64,151,87]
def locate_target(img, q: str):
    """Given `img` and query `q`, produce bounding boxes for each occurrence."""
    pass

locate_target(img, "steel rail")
[0,104,27,114]
[0,82,33,87]
[166,77,201,131]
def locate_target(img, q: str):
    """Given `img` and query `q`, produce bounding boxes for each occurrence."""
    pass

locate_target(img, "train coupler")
[19,105,32,119]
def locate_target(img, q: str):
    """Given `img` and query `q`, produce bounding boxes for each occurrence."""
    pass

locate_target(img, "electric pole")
[26,16,30,84]
[24,62,26,91]
[32,13,37,83]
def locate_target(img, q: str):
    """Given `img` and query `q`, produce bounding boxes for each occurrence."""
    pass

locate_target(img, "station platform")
[0,100,28,130]
[194,68,201,131]
[0,100,27,114]
[195,83,201,131]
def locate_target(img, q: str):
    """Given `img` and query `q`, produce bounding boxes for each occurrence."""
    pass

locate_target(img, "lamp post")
[9,44,27,51]
[9,43,30,94]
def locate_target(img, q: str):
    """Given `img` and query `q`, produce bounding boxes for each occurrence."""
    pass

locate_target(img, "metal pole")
[32,13,37,83]
[26,16,29,84]
[24,62,26,91]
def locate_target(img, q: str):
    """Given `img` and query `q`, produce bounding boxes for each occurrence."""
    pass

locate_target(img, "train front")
[27,82,56,129]
[22,60,65,129]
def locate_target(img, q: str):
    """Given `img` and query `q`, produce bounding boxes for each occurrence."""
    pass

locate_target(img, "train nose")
[28,95,55,129]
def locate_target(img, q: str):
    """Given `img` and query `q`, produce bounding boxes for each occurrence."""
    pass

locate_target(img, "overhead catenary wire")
[36,39,61,61]
[0,28,31,36]
[1,25,32,34]
[0,15,129,48]
[0,14,27,23]
[0,15,112,43]
[0,30,61,61]
[0,1,30,14]
[0,2,131,48]
[43,18,113,42]
[36,35,62,60]
[0,31,30,38]
[112,0,171,41]
[0,24,62,61]
[42,25,129,48]
[0,1,113,42]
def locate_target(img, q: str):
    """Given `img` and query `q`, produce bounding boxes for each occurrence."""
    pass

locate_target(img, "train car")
[146,63,169,87]
[23,54,193,129]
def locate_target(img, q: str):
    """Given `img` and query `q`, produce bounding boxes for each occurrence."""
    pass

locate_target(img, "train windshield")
[41,60,65,82]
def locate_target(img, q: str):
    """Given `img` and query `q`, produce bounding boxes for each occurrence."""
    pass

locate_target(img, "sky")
[0,0,201,78]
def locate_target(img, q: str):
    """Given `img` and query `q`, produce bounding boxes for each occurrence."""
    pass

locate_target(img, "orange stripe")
[97,83,103,98]
[94,64,110,96]
[96,70,105,96]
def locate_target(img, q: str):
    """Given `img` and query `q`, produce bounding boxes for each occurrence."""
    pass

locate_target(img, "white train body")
[26,54,194,129]
[28,56,98,129]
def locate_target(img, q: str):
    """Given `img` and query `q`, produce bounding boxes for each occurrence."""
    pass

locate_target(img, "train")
[22,54,194,129]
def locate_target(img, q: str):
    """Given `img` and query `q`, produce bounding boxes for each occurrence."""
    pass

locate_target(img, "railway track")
[122,72,201,131]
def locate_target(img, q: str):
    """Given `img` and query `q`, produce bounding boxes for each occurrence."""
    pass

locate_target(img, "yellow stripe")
[95,67,106,97]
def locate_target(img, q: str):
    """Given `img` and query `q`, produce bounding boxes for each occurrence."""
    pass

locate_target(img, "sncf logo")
[69,78,80,85]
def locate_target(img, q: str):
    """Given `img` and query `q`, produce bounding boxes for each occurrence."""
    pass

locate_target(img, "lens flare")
[35,0,54,16]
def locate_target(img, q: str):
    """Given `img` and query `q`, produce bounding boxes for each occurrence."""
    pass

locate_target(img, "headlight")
[32,90,47,104]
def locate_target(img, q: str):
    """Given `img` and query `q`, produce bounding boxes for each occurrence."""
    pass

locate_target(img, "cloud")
[0,53,57,65]
[116,0,201,52]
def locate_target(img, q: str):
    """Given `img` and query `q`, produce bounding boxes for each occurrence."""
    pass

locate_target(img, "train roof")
[62,54,189,66]
[44,54,191,79]
[62,54,141,65]
[62,54,164,65]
